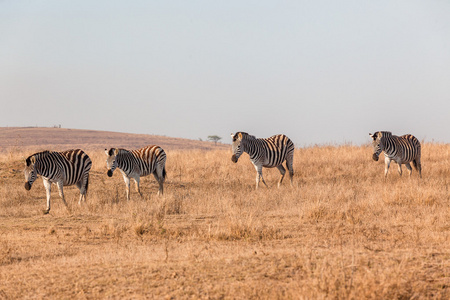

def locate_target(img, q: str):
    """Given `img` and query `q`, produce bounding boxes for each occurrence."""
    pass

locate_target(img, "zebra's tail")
[162,167,167,179]
[412,159,421,171]
[85,174,90,194]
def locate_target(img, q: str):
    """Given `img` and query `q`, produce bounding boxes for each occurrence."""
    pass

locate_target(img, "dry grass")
[0,127,228,152]
[0,143,449,299]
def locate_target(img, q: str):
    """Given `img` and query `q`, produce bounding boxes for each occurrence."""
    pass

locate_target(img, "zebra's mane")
[116,148,131,155]
[34,150,51,156]
[26,150,54,166]
[106,148,128,156]
[32,150,56,158]
[379,131,392,138]
[236,132,256,140]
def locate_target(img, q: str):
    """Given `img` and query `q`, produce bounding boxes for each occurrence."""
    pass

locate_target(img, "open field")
[0,127,228,152]
[0,130,449,298]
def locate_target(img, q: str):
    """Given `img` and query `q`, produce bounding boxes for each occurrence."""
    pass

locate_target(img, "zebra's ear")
[231,132,241,142]
[26,156,35,166]
[106,148,117,156]
[369,132,379,140]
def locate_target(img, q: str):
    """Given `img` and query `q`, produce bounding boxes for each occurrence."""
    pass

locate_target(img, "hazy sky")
[1,1,449,146]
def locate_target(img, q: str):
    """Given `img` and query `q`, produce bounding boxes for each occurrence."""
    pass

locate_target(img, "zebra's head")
[24,155,37,191]
[231,132,247,163]
[105,148,119,177]
[369,132,384,161]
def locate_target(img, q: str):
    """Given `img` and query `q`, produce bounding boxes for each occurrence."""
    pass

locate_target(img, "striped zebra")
[105,145,167,200]
[369,131,422,178]
[231,132,295,188]
[23,149,92,214]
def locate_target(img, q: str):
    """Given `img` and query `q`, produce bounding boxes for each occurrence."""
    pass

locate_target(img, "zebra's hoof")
[42,209,50,215]
[231,155,238,163]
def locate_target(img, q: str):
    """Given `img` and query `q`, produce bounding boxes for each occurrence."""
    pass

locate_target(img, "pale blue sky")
[1,1,449,146]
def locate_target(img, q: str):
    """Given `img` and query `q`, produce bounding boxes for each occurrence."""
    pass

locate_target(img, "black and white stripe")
[369,131,422,178]
[24,149,92,214]
[105,145,167,200]
[231,132,295,188]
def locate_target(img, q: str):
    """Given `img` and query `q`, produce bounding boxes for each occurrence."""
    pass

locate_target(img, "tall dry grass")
[0,144,449,299]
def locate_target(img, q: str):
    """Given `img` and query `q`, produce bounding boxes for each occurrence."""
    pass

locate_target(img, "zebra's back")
[396,134,421,162]
[130,145,166,176]
[399,134,421,146]
[58,149,92,186]
[261,134,295,168]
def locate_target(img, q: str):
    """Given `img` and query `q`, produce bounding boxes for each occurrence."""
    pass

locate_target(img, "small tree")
[207,135,222,145]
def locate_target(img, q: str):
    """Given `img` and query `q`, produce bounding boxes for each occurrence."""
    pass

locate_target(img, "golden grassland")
[0,127,228,152]
[0,144,449,299]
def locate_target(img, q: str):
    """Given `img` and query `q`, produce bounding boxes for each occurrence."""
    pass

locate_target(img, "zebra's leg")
[76,181,83,204]
[76,181,86,205]
[122,175,131,201]
[155,165,165,196]
[286,159,294,187]
[77,174,89,204]
[414,159,422,178]
[260,173,268,188]
[43,179,52,214]
[405,163,413,177]
[276,165,286,188]
[78,194,84,205]
[134,177,143,198]
[158,181,164,196]
[56,181,70,212]
[253,165,260,189]
[153,172,164,196]
[255,172,260,189]
[384,157,392,179]
[255,166,268,189]
[397,162,403,176]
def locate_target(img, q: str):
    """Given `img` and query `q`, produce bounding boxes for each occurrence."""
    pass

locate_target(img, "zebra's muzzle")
[372,154,379,161]
[107,170,113,177]
[231,155,238,163]
[24,182,31,190]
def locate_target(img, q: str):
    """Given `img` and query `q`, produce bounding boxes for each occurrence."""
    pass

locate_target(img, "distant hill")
[0,127,228,152]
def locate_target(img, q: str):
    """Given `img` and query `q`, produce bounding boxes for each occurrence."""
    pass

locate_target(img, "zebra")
[369,131,422,178]
[105,145,167,200]
[23,149,92,214]
[231,132,295,188]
